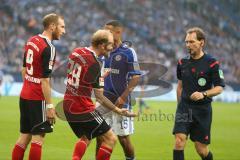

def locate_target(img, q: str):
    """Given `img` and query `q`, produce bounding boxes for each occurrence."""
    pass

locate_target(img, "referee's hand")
[190,91,204,101]
[46,108,56,125]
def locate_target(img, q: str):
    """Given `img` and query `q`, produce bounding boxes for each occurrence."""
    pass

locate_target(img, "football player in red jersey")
[63,29,136,160]
[12,13,65,160]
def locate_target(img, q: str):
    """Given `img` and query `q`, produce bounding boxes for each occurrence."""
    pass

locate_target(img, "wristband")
[46,104,54,109]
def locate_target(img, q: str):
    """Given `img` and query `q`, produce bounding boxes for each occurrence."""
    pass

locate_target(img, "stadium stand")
[0,0,239,88]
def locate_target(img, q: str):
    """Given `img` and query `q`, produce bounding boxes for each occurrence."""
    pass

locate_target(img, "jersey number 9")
[26,49,34,75]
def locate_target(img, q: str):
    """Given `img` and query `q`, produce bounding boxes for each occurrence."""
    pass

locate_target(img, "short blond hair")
[42,13,63,29]
[91,29,112,47]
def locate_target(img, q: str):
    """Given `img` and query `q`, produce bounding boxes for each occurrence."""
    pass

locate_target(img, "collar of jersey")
[111,43,124,54]
[85,47,97,58]
[38,34,51,42]
[190,53,206,61]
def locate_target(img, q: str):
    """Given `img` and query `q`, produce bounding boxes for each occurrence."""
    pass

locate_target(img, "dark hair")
[186,27,206,42]
[42,13,63,29]
[105,20,123,28]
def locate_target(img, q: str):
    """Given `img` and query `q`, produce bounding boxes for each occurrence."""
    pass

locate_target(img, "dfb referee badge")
[198,77,206,86]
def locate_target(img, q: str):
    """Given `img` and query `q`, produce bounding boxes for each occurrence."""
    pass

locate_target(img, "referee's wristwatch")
[202,91,208,98]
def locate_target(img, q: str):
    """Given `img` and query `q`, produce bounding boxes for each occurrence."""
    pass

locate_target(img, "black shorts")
[19,97,52,135]
[173,100,212,144]
[65,110,111,140]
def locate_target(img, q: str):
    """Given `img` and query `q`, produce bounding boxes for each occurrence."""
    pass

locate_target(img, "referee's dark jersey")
[177,53,225,105]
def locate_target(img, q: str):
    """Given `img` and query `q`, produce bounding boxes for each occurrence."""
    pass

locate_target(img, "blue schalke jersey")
[101,42,141,107]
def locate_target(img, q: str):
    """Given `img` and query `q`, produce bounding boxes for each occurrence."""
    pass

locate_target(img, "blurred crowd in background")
[0,0,239,87]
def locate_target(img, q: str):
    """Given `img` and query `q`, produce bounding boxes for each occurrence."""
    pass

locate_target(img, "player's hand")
[102,68,111,78]
[114,108,138,117]
[190,91,204,101]
[115,96,126,108]
[46,108,56,125]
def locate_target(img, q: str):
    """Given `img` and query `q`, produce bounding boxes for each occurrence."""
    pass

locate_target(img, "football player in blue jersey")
[96,20,141,160]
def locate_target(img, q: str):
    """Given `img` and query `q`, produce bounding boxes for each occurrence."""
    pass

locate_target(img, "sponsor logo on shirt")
[110,69,120,74]
[25,74,40,84]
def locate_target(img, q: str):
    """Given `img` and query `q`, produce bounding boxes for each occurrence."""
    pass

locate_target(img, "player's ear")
[100,43,105,50]
[200,39,204,47]
[49,23,57,31]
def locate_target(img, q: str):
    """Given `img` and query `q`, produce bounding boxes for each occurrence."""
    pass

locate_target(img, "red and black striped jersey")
[64,47,102,114]
[20,34,56,100]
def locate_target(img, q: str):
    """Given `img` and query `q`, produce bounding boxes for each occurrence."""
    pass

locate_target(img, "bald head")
[91,29,113,47]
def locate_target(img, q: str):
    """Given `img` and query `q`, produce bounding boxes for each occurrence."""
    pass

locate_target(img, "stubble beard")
[52,30,60,40]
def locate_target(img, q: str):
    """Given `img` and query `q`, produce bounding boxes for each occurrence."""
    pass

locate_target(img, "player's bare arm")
[115,75,140,108]
[190,86,223,101]
[177,80,182,103]
[21,67,26,81]
[41,78,56,124]
[94,88,137,117]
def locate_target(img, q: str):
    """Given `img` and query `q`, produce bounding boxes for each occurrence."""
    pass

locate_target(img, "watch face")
[203,92,207,97]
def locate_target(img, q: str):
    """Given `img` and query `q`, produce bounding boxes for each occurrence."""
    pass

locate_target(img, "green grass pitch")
[0,96,239,160]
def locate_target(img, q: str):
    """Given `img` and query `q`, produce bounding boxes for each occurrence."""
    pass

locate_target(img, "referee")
[173,27,225,160]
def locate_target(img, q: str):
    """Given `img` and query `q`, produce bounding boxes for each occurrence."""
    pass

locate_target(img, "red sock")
[96,145,113,160]
[72,140,88,160]
[28,141,42,160]
[12,143,26,160]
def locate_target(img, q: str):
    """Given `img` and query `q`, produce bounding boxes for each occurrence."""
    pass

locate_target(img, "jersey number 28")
[67,59,82,88]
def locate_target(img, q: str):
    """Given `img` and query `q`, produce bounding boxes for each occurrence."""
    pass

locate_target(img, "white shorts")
[96,103,134,136]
